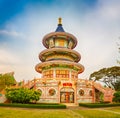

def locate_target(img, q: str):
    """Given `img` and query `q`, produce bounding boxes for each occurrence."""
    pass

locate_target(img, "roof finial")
[58,17,62,25]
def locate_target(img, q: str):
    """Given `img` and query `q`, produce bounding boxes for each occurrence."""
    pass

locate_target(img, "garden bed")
[0,103,66,109]
[79,103,120,108]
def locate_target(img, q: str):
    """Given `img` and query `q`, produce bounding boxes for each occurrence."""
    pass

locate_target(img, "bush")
[5,88,41,103]
[79,103,120,108]
[113,91,120,103]
[0,103,66,109]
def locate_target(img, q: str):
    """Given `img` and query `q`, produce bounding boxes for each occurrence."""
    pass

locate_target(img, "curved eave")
[35,60,84,74]
[39,48,81,62]
[42,32,77,49]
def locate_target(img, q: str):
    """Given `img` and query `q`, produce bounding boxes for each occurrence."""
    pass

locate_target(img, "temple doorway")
[95,89,103,102]
[60,87,74,103]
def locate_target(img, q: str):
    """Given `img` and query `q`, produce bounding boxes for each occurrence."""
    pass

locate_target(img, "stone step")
[63,103,79,109]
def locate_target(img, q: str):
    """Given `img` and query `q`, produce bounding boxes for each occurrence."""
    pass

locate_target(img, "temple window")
[71,71,78,78]
[49,88,56,96]
[55,39,67,47]
[56,70,69,78]
[89,90,93,96]
[59,40,64,46]
[79,89,84,96]
[68,40,73,49]
[43,70,53,78]
[49,38,54,48]
[37,89,42,95]
[65,70,69,78]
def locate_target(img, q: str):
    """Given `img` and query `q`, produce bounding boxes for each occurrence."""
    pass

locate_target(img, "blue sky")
[0,0,120,81]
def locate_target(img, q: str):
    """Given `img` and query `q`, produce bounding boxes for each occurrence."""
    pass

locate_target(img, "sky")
[0,0,120,82]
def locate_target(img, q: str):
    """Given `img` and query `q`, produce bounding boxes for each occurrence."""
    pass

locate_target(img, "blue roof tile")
[55,24,65,32]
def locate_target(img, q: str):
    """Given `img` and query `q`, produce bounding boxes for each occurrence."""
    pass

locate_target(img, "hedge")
[79,103,120,108]
[0,103,66,109]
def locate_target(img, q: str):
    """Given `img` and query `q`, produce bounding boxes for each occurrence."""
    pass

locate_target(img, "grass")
[0,106,120,118]
[73,109,120,118]
[0,107,75,118]
[107,107,120,112]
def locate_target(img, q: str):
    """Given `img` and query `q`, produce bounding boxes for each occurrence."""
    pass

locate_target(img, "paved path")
[65,103,89,110]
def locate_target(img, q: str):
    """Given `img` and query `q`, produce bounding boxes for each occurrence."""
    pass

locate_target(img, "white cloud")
[0,30,25,38]
[0,49,20,79]
[1,0,120,81]
[97,0,120,21]
[61,0,120,79]
[0,49,20,65]
[0,48,40,81]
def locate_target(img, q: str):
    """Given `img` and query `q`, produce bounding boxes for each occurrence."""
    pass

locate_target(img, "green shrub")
[79,103,120,108]
[5,88,41,103]
[0,103,66,109]
[113,91,120,103]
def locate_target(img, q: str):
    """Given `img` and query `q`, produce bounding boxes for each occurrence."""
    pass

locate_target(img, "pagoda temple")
[33,18,114,103]
[22,18,114,104]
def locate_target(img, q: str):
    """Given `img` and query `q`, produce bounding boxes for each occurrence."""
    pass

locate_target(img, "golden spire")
[58,17,62,25]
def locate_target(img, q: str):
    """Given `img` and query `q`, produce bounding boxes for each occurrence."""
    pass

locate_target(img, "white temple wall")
[35,80,95,103]
[36,83,59,103]
[76,85,94,103]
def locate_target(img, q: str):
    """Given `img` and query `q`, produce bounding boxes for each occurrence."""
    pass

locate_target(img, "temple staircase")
[93,82,115,102]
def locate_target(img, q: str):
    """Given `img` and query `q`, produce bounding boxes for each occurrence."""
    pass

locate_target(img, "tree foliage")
[0,72,16,91]
[113,80,120,91]
[89,66,120,90]
[113,91,120,103]
[5,88,41,103]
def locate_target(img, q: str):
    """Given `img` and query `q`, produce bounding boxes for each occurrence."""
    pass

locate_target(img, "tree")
[113,91,120,103]
[0,72,16,91]
[89,66,120,90]
[114,80,120,91]
[5,88,41,103]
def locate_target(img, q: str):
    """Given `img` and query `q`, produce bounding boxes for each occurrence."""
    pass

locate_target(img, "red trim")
[63,83,72,87]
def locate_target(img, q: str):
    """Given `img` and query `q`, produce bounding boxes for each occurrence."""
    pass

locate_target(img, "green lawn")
[107,107,120,112]
[0,107,120,118]
[73,109,120,118]
[0,108,73,118]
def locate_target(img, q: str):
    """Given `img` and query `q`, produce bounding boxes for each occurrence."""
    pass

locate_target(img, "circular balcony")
[42,32,77,49]
[35,60,84,74]
[39,48,81,62]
